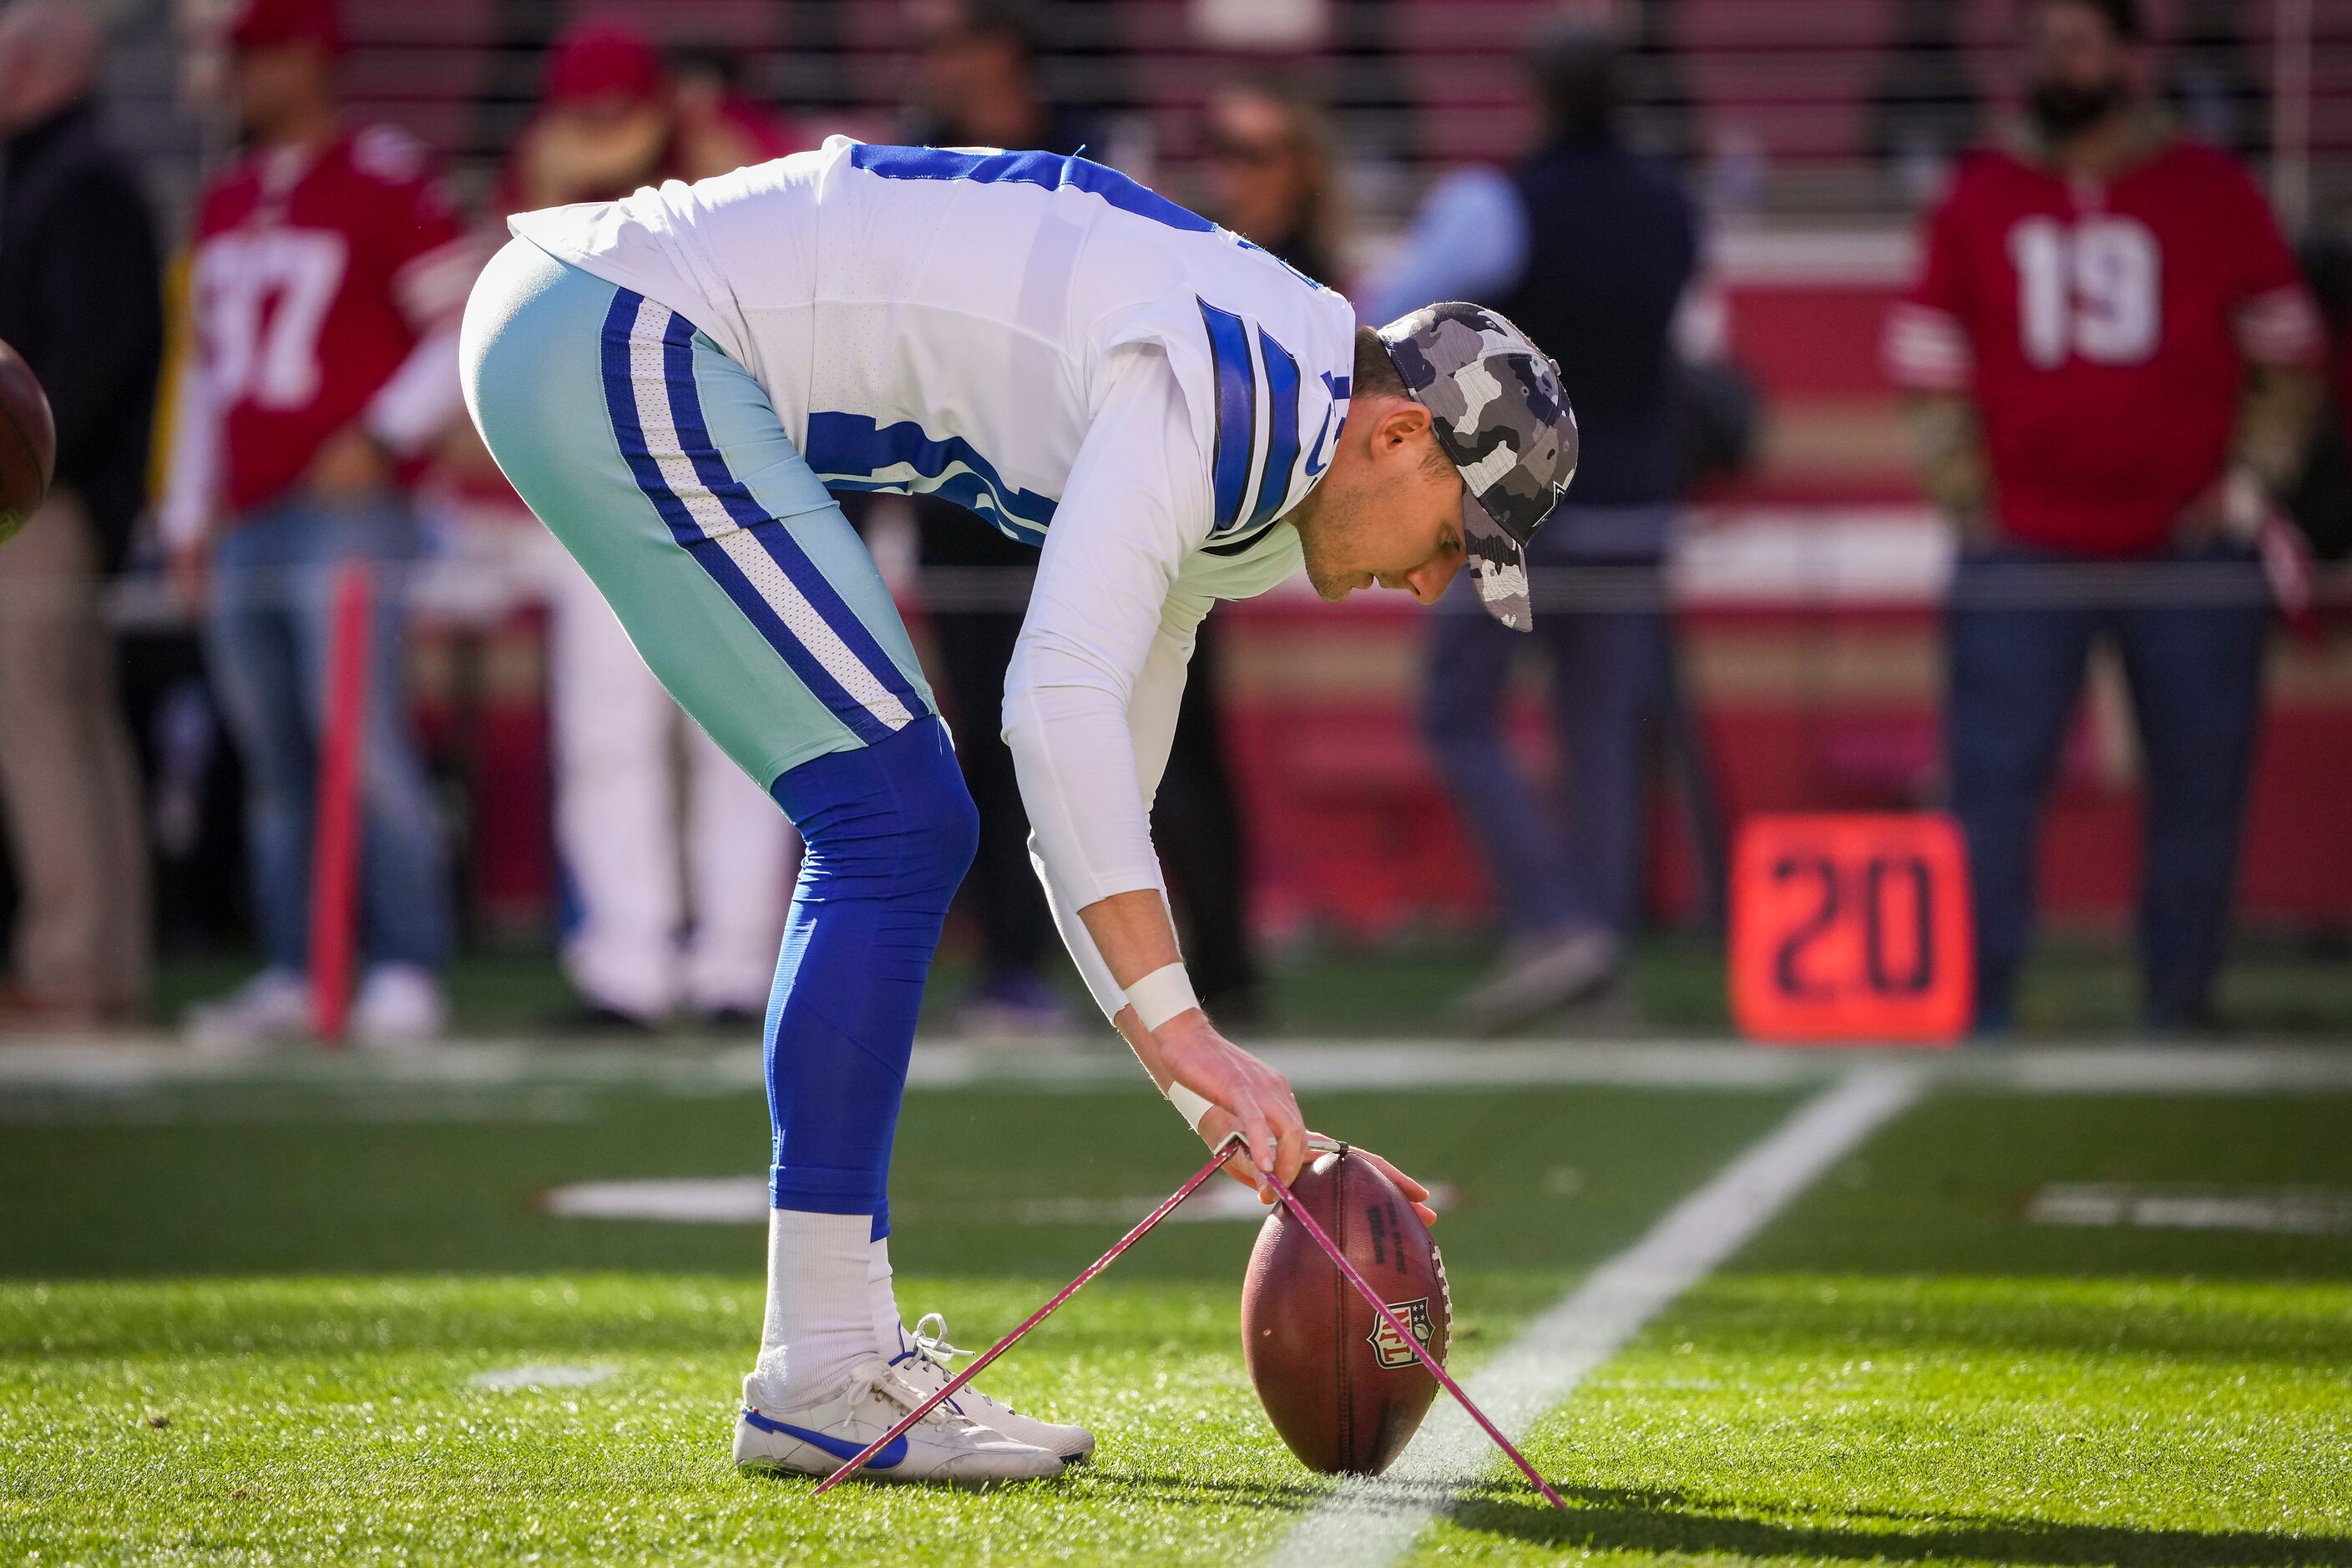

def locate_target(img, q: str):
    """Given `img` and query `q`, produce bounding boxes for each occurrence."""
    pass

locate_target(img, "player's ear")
[1375,398,1433,453]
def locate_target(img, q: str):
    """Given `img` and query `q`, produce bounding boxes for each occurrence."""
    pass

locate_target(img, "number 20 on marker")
[1730,814,1973,1045]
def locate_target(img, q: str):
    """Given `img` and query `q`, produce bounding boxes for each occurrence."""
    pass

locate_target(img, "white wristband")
[1166,1081,1214,1133]
[1124,962,1200,1034]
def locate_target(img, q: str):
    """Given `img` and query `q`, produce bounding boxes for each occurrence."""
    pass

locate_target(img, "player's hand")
[1154,1014,1306,1190]
[307,427,395,502]
[166,541,210,611]
[1201,1111,1441,1229]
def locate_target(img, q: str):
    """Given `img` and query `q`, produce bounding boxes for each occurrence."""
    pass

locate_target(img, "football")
[0,336,56,549]
[1241,1145,1450,1476]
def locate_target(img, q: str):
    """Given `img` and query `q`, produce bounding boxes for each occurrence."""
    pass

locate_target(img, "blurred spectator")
[1884,0,2323,1032]
[160,0,473,1047]
[0,0,161,1029]
[506,17,669,211]
[501,17,792,1031]
[2288,231,2352,562]
[1200,78,1338,283]
[906,0,1096,158]
[669,46,805,181]
[901,0,1103,1038]
[2163,0,2265,158]
[1868,0,1981,204]
[1365,18,1701,1034]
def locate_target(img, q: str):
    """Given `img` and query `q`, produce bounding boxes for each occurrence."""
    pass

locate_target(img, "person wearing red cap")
[506,18,670,214]
[159,0,473,1049]
[223,0,341,55]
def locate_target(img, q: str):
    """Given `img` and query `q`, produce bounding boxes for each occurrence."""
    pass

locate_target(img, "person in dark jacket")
[899,0,1105,1038]
[0,0,163,1029]
[1367,18,1703,1032]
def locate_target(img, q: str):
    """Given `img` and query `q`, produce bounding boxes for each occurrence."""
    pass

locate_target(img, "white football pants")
[547,542,794,1019]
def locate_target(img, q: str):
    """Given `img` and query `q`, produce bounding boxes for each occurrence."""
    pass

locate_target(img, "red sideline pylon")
[308,562,372,1045]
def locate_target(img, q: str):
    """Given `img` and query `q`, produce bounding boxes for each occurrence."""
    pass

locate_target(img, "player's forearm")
[1899,392,1992,529]
[1076,888,1185,991]
[2230,364,2323,494]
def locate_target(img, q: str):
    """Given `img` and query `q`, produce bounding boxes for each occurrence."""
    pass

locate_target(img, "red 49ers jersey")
[189,125,471,515]
[1885,139,2320,556]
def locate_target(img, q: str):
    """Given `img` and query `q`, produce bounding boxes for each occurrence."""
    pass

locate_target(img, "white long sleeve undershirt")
[1002,345,1221,1019]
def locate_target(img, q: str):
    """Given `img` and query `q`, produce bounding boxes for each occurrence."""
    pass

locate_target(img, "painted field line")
[1269,1065,1929,1568]
[3,1038,2350,1098]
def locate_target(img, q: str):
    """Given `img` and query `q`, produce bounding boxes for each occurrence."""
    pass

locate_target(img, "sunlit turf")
[0,1275,1347,1566]
[1416,1089,2352,1565]
[5,1072,2350,1564]
[1428,1275,2352,1565]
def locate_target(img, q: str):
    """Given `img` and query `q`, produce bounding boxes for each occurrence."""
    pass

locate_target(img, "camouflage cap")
[1378,301,1579,631]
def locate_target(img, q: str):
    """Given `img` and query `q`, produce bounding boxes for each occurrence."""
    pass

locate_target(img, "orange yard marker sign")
[1730,813,1972,1045]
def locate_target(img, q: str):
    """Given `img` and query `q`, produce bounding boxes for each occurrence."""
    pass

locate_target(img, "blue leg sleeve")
[763,716,979,1236]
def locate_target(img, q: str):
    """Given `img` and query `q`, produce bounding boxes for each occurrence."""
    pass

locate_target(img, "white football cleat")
[887,1313,1097,1464]
[733,1356,1065,1485]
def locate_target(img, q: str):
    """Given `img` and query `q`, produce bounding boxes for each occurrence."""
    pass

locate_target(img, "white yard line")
[1268,1065,1930,1568]
[3,1036,2349,1097]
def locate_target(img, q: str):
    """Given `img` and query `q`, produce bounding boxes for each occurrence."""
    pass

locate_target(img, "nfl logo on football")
[1368,1298,1436,1369]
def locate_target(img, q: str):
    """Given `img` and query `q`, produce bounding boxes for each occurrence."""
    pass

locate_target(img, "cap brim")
[1463,491,1534,632]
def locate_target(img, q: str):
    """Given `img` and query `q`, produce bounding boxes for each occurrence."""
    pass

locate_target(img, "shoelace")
[852,1361,966,1429]
[908,1313,968,1369]
[907,1313,1023,1414]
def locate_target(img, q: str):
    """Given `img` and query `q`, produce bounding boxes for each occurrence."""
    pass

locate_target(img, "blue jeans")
[1420,507,1678,942]
[1945,540,2269,1029]
[205,496,454,974]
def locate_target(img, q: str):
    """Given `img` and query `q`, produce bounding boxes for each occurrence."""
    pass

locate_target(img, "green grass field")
[3,1047,2349,1565]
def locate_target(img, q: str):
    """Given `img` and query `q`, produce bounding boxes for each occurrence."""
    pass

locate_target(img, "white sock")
[868,1234,906,1358]
[751,1209,875,1408]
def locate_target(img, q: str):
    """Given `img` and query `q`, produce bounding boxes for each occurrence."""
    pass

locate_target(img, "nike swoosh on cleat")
[741,1407,908,1470]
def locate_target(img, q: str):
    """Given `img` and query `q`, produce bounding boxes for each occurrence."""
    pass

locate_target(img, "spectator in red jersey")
[159,0,475,1048]
[1883,0,2324,1033]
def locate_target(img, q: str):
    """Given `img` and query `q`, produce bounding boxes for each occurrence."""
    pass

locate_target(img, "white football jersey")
[509,134,1358,556]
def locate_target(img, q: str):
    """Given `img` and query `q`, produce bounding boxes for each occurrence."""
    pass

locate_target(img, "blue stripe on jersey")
[1196,299,1256,533]
[1247,326,1302,529]
[597,289,901,747]
[848,143,1215,234]
[659,331,931,727]
[802,412,1057,547]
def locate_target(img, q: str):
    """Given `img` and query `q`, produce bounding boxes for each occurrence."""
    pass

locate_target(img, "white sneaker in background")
[887,1313,1096,1464]
[349,964,447,1050]
[1456,925,1623,1036]
[734,1358,1064,1485]
[185,969,309,1055]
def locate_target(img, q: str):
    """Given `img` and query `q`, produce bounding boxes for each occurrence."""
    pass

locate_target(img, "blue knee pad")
[763,716,978,1235]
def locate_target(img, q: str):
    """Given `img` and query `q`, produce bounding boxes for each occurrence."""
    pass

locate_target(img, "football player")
[463,139,1576,1481]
